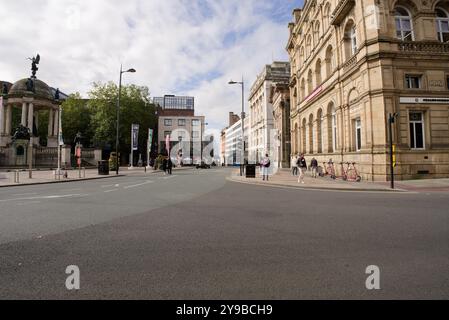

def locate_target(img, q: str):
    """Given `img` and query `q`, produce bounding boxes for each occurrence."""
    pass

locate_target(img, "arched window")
[332,107,337,152]
[315,59,322,86]
[344,20,357,60]
[436,7,449,42]
[307,69,313,95]
[300,78,306,101]
[300,46,305,65]
[325,45,334,78]
[313,21,320,45]
[306,35,312,58]
[395,6,414,41]
[327,103,337,153]
[317,109,323,154]
[302,118,307,153]
[323,3,331,31]
[309,114,314,154]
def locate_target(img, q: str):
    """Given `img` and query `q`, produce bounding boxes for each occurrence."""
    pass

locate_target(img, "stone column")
[5,104,12,135]
[0,97,4,135]
[34,111,39,131]
[48,108,54,137]
[53,109,59,137]
[27,103,34,132]
[21,102,28,126]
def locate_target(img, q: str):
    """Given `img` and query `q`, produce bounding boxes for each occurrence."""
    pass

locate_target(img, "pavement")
[228,168,449,193]
[0,167,448,299]
[0,166,192,188]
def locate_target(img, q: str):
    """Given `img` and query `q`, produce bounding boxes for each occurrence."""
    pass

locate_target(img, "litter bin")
[246,164,256,178]
[98,160,110,175]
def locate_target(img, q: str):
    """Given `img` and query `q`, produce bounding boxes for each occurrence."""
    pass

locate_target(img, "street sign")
[392,144,396,168]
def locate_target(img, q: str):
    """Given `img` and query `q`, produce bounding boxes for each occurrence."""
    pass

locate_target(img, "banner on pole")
[165,133,170,155]
[58,107,64,146]
[132,124,139,151]
[148,128,153,153]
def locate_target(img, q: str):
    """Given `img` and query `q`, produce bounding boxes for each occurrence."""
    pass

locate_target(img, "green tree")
[88,82,157,164]
[61,93,94,147]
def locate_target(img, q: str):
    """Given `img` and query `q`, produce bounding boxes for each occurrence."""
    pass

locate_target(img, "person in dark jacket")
[162,157,168,175]
[167,158,173,175]
[310,157,318,178]
[297,154,307,184]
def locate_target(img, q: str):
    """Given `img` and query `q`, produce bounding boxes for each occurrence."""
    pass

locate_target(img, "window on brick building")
[395,6,414,41]
[405,75,422,89]
[409,112,425,149]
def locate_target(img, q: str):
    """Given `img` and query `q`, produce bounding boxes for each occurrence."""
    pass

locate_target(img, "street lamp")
[228,79,245,176]
[388,113,399,189]
[116,65,136,175]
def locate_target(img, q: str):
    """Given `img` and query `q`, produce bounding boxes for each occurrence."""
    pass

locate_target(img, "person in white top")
[261,154,271,181]
[291,155,298,176]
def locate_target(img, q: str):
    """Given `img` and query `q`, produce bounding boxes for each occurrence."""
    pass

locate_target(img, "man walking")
[311,157,318,178]
[291,154,298,176]
[297,154,307,184]
[261,154,271,181]
[167,158,173,175]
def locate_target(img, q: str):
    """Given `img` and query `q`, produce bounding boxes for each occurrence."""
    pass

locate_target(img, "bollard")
[13,170,20,183]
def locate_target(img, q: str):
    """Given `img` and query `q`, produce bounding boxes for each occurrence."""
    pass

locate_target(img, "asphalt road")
[0,167,448,299]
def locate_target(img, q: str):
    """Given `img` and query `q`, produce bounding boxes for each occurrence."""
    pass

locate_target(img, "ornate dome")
[8,78,54,101]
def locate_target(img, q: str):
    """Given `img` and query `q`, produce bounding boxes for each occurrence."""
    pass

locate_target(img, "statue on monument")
[2,83,8,95]
[28,54,40,79]
[26,78,35,92]
[12,124,31,142]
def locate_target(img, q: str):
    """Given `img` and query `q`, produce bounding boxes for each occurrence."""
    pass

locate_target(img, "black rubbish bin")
[98,160,110,175]
[246,164,256,178]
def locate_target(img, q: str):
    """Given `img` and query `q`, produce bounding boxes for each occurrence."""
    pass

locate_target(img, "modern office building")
[287,0,449,181]
[156,95,205,165]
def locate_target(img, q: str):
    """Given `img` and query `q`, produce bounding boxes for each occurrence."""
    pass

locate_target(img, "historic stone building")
[287,0,449,181]
[269,81,291,168]
[248,61,290,164]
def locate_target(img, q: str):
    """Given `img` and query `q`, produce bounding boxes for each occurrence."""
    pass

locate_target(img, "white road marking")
[0,194,87,203]
[101,184,116,188]
[124,181,154,189]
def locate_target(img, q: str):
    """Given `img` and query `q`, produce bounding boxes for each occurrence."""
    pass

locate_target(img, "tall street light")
[228,78,245,176]
[116,65,136,175]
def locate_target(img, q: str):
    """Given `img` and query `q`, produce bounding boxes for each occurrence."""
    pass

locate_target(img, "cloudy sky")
[0,0,303,137]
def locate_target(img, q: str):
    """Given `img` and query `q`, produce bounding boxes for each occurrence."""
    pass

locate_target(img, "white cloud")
[0,0,297,136]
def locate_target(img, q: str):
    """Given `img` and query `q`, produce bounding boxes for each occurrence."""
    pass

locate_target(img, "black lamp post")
[228,79,245,176]
[116,65,136,175]
[388,113,399,189]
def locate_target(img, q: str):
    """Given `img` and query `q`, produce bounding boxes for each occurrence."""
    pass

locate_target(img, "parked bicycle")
[342,162,362,182]
[321,160,336,179]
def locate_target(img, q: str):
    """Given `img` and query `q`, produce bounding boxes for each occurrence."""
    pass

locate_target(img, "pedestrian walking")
[167,158,173,175]
[291,154,299,176]
[261,154,271,181]
[297,154,307,184]
[162,157,168,175]
[311,157,318,178]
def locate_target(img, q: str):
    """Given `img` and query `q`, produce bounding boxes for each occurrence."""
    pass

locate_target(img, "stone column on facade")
[21,102,28,126]
[27,103,34,132]
[0,97,5,135]
[34,111,39,131]
[322,115,330,154]
[5,104,12,136]
[336,106,344,153]
[48,108,54,137]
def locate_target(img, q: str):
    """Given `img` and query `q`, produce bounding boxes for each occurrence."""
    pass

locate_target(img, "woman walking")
[297,154,307,184]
